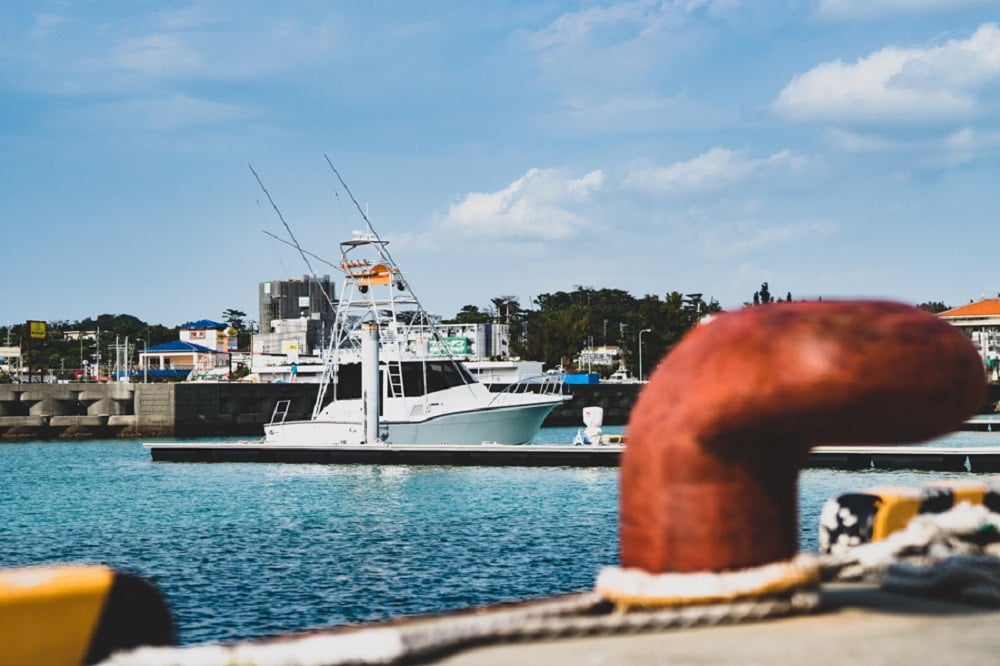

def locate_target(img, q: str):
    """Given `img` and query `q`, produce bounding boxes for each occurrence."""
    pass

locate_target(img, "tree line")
[1,315,182,381]
[1,287,959,382]
[443,287,723,375]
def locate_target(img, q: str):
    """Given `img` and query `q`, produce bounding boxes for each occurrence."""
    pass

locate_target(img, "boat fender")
[619,301,985,575]
[819,476,1000,553]
[0,564,175,665]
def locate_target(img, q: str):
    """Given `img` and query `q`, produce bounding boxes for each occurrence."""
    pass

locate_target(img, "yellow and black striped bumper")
[0,564,174,665]
[819,477,1000,553]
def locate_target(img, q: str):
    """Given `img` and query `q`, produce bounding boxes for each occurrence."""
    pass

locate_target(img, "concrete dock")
[436,584,1000,665]
[98,583,1000,665]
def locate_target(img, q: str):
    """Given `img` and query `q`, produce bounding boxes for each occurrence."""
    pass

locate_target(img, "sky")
[3,1,1000,328]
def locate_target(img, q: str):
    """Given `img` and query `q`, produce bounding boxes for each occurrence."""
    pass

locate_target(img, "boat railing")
[269,399,291,426]
[487,373,566,406]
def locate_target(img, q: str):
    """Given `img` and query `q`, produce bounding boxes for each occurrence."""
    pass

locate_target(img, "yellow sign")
[28,321,47,340]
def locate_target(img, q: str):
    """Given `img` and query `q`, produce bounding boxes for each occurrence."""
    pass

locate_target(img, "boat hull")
[264,399,561,446]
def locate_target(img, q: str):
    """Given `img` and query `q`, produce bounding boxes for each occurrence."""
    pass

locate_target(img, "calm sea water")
[0,427,995,645]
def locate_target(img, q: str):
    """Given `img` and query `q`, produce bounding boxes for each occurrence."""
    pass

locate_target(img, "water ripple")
[1,430,991,644]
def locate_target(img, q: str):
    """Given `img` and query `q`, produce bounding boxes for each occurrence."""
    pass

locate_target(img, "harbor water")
[0,427,995,646]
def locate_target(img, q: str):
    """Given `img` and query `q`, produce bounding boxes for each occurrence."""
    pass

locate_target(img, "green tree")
[222,308,248,330]
[747,282,794,307]
[523,304,591,370]
[445,305,492,324]
[918,301,949,314]
[518,286,721,373]
[5,315,180,381]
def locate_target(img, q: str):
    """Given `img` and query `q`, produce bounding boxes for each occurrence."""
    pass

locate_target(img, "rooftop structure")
[939,298,1000,381]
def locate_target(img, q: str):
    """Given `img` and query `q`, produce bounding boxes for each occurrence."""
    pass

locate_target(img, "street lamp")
[638,328,652,382]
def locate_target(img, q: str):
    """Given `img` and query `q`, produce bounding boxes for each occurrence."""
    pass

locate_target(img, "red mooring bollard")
[620,301,987,574]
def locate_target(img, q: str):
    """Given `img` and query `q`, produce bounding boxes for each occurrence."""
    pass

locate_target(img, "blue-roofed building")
[180,319,227,330]
[139,320,232,379]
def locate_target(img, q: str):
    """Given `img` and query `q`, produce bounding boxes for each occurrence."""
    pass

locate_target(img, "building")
[139,320,231,379]
[254,317,332,358]
[434,322,512,361]
[939,298,1000,381]
[258,276,336,334]
[575,345,622,372]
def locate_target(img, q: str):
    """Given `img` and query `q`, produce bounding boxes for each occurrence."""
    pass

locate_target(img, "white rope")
[99,587,819,666]
[595,555,820,608]
[882,556,1000,606]
[818,502,1000,582]
[817,501,1000,609]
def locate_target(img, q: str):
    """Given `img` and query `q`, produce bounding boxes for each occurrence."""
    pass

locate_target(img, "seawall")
[2,382,997,441]
[0,382,642,441]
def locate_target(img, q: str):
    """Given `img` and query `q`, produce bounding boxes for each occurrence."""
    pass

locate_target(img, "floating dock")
[144,441,625,467]
[144,441,1000,471]
[807,445,1000,472]
[962,415,1000,431]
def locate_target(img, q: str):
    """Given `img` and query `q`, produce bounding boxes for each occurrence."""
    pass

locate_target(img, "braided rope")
[816,501,1000,610]
[595,555,820,608]
[100,587,819,666]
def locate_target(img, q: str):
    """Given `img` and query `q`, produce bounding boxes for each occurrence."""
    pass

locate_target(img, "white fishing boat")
[261,230,567,447]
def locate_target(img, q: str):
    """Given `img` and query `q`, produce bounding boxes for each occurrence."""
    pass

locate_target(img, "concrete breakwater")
[0,383,642,441]
[4,381,997,441]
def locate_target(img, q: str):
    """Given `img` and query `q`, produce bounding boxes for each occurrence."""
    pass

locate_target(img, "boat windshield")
[400,361,475,396]
[332,360,476,400]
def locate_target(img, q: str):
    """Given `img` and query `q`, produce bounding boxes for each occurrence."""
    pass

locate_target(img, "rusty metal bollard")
[621,301,986,574]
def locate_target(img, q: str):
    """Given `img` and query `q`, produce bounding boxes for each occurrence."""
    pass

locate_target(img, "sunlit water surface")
[1,427,995,644]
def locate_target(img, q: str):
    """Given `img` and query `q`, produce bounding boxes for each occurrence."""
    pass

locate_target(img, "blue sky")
[3,1,1000,328]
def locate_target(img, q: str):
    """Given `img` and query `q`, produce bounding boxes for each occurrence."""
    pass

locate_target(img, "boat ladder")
[269,399,291,425]
[386,362,405,398]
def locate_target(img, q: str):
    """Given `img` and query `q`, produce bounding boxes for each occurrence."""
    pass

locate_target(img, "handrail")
[487,374,566,406]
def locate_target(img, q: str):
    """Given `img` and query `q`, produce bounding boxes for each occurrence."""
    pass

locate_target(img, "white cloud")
[524,0,739,51]
[437,168,604,240]
[818,0,991,21]
[30,12,70,39]
[624,148,805,193]
[114,33,202,76]
[81,94,250,132]
[825,128,901,153]
[773,23,1000,124]
[675,0,742,16]
[709,220,837,257]
[942,126,1000,164]
[9,5,339,95]
[826,124,1000,167]
[525,2,652,50]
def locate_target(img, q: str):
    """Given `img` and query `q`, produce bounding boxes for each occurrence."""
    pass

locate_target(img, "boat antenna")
[323,155,393,249]
[249,163,316,276]
[324,155,375,233]
[261,230,340,272]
